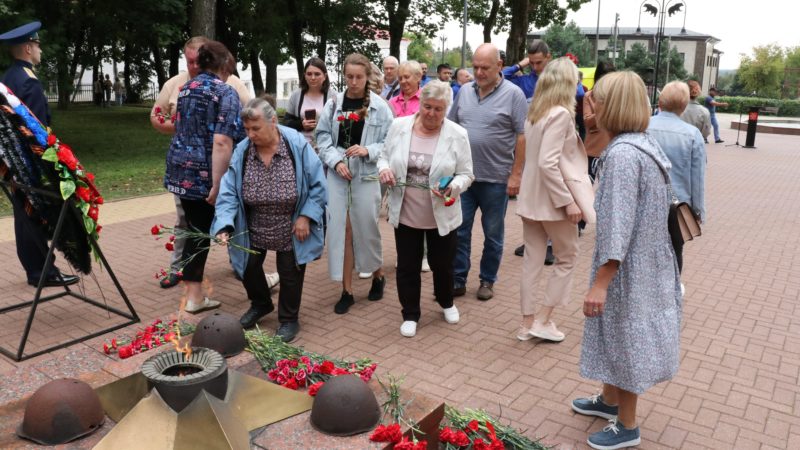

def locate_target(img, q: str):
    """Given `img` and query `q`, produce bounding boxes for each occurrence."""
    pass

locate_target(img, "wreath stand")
[0,180,139,361]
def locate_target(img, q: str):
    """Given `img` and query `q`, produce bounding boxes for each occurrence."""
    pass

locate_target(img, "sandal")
[184,297,221,314]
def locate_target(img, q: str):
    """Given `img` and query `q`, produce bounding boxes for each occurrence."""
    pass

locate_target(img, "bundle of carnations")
[362,174,458,206]
[245,329,376,395]
[100,318,195,359]
[149,224,259,282]
[439,406,549,450]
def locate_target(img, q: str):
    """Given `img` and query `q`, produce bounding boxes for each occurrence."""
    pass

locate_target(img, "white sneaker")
[516,324,534,341]
[400,321,417,337]
[530,320,565,342]
[358,272,372,279]
[442,306,460,324]
[421,258,431,272]
[680,283,685,297]
[265,272,280,289]
[184,297,221,314]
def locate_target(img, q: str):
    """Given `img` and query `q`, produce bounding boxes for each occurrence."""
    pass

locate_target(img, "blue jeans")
[453,182,508,287]
[710,114,720,141]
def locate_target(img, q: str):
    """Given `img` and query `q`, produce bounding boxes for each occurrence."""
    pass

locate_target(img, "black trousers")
[395,224,457,322]
[242,247,306,323]
[668,206,684,273]
[11,191,58,282]
[179,198,215,282]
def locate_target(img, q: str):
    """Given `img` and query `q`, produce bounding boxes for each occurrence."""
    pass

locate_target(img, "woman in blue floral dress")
[571,71,682,450]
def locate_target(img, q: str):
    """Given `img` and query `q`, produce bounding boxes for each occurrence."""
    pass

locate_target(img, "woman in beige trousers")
[516,58,595,342]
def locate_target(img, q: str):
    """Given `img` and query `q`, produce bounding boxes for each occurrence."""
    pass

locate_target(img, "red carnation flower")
[337,115,345,121]
[85,172,95,183]
[308,381,324,397]
[103,343,110,354]
[283,378,299,390]
[151,225,161,235]
[95,225,103,234]
[444,196,456,207]
[88,206,99,221]
[467,420,480,432]
[369,423,402,443]
[76,186,91,202]
[348,112,360,121]
[118,345,134,359]
[47,134,57,146]
[319,360,335,375]
[94,196,104,204]
[56,145,79,170]
[165,242,175,251]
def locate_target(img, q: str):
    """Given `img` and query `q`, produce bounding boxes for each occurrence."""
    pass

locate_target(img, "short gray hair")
[241,97,276,122]
[420,80,452,109]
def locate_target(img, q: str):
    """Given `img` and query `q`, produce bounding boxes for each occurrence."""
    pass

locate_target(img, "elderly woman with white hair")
[377,81,474,337]
[212,97,327,343]
[648,80,706,277]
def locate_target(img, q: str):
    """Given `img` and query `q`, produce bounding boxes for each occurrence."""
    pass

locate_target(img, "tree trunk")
[168,42,181,78]
[190,0,216,39]
[286,0,305,81]
[316,0,330,59]
[483,0,500,43]
[387,0,412,58]
[249,49,264,95]
[123,43,134,103]
[151,43,167,89]
[262,53,278,96]
[506,0,530,63]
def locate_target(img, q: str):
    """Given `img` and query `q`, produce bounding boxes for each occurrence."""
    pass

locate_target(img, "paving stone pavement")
[0,115,798,449]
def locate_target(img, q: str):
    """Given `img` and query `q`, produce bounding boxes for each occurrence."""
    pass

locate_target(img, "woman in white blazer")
[377,81,474,337]
[516,58,594,343]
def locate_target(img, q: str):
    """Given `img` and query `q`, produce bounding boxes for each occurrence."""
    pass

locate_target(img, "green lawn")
[1,104,170,216]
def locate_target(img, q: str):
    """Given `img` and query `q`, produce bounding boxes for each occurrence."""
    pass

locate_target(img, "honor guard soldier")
[1,21,78,286]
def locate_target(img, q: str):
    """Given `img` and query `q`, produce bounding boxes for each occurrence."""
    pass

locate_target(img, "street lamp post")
[440,35,447,65]
[461,0,468,68]
[639,0,687,108]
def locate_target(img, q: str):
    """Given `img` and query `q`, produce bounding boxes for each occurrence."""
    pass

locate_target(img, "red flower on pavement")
[393,437,427,450]
[319,360,335,375]
[308,381,324,397]
[111,338,117,349]
[118,345,134,359]
[369,423,402,443]
[151,225,161,235]
[467,420,480,432]
[103,343,110,354]
[283,378,299,390]
[165,242,175,251]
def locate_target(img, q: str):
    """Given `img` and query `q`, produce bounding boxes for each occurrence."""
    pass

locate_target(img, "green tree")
[406,32,434,64]
[621,41,688,87]
[738,44,785,98]
[542,21,592,66]
[783,46,800,98]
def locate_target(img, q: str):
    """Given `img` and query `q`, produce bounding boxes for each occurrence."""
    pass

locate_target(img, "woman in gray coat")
[316,53,394,314]
[571,71,681,450]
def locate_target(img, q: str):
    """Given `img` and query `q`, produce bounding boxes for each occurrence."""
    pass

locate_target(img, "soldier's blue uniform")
[3,59,50,126]
[1,21,77,286]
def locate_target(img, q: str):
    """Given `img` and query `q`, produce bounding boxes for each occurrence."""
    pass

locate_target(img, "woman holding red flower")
[316,53,394,315]
[377,81,474,337]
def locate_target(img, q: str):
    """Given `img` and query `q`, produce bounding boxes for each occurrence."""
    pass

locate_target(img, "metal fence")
[44,82,159,104]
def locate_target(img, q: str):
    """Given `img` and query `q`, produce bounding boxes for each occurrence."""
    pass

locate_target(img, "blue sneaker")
[571,393,619,420]
[587,418,641,450]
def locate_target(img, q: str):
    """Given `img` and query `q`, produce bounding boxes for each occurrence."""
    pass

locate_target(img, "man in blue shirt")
[1,21,79,287]
[704,87,728,143]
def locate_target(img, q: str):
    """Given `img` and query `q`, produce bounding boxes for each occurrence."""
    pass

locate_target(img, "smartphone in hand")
[304,110,316,120]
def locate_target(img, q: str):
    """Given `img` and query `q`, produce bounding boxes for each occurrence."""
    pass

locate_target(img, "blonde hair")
[593,71,651,134]
[398,60,423,78]
[528,57,579,123]
[658,81,690,114]
[369,62,384,95]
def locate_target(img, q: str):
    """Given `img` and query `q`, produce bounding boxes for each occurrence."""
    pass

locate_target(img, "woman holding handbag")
[516,57,594,343]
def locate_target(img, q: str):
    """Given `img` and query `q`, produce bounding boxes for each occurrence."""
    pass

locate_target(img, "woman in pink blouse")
[388,61,423,118]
